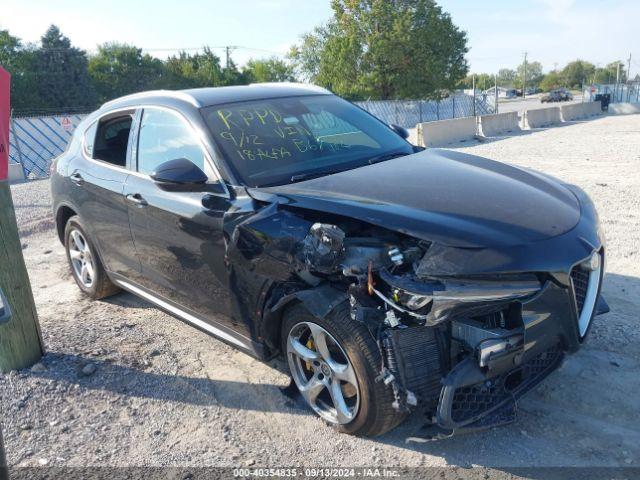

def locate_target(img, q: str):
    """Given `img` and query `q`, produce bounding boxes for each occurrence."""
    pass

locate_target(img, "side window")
[92,113,134,167]
[83,121,98,157]
[137,108,208,176]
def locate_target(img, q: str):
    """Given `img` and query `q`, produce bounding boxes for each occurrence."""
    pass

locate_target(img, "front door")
[123,107,242,337]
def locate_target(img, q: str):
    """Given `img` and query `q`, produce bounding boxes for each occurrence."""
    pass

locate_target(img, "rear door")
[123,107,240,335]
[67,109,140,279]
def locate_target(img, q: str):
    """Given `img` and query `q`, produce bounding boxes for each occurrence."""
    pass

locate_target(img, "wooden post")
[0,427,6,479]
[0,66,43,372]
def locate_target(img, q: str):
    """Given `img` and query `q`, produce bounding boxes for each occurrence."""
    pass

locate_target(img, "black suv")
[52,84,608,437]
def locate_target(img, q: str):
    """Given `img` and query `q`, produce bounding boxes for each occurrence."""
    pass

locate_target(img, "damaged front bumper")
[379,191,608,437]
[405,252,608,439]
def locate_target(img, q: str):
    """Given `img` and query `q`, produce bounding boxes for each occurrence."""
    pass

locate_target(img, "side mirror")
[390,124,410,140]
[151,158,208,187]
[0,287,11,325]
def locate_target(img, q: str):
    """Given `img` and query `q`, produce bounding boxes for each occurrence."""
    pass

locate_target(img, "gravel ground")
[1,113,640,476]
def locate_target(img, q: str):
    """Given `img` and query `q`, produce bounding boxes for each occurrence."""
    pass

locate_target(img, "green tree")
[163,48,226,89]
[290,0,468,100]
[561,60,595,88]
[33,25,97,110]
[221,58,249,86]
[456,73,494,91]
[0,29,21,67]
[497,68,516,87]
[88,43,166,103]
[0,29,40,110]
[516,60,543,88]
[243,57,295,83]
[540,71,563,91]
[289,24,331,83]
[593,61,626,84]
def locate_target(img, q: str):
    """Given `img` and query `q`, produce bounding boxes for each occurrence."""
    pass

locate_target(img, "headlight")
[379,268,541,325]
[393,289,432,310]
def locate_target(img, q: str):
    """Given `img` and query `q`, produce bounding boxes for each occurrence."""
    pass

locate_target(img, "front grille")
[450,345,562,424]
[570,265,590,316]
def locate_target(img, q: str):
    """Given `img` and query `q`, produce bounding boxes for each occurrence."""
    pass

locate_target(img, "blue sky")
[2,0,638,75]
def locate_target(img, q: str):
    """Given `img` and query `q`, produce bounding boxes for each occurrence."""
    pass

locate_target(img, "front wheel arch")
[261,283,349,358]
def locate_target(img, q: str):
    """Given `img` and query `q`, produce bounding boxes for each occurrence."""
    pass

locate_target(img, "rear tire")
[64,215,120,299]
[282,302,406,436]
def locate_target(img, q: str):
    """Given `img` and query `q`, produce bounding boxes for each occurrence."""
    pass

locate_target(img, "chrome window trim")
[80,104,231,198]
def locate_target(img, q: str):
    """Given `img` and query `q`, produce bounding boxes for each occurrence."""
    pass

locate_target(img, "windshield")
[201,94,413,187]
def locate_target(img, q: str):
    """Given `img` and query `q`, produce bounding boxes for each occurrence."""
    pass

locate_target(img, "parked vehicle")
[51,84,608,437]
[558,88,574,101]
[504,88,518,99]
[541,88,574,103]
[541,91,560,103]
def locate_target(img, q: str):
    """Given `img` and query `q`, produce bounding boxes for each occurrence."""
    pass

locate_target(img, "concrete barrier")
[609,103,640,115]
[522,106,561,128]
[478,112,520,137]
[562,101,602,120]
[560,103,585,121]
[8,163,25,183]
[584,101,603,117]
[416,116,477,147]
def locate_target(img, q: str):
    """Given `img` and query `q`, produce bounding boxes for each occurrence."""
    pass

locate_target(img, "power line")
[16,45,289,57]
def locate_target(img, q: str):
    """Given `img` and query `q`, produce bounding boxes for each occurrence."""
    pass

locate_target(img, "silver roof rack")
[101,90,201,109]
[248,82,331,94]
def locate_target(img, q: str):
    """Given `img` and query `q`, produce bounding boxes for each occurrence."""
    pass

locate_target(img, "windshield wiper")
[367,151,411,165]
[290,171,333,183]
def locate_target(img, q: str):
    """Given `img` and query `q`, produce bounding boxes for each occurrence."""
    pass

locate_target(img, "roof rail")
[248,82,331,94]
[101,90,202,109]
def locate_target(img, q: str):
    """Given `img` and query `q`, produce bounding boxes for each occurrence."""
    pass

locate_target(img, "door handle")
[125,193,148,207]
[70,172,84,185]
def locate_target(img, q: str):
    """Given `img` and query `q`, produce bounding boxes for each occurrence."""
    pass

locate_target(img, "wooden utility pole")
[522,52,528,99]
[0,66,43,372]
[472,74,476,117]
[0,427,6,478]
[494,74,498,114]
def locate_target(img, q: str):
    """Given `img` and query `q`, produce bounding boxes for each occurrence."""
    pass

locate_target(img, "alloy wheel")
[68,229,95,288]
[287,321,360,425]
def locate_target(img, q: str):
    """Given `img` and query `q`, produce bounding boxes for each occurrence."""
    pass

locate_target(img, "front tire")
[64,215,120,299]
[282,302,406,436]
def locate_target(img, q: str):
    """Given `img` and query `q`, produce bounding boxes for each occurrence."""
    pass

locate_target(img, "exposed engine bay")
[227,197,608,437]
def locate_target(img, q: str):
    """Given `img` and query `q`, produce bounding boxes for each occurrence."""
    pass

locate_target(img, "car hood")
[248,149,581,248]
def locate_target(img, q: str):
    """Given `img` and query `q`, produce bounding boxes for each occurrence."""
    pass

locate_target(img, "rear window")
[90,113,134,167]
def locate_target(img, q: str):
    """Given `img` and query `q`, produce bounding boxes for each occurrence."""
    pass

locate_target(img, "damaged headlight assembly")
[376,268,541,325]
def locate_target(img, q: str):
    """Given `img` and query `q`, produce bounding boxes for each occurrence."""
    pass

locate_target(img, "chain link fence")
[583,82,640,104]
[9,93,494,181]
[9,111,90,179]
[355,93,495,128]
